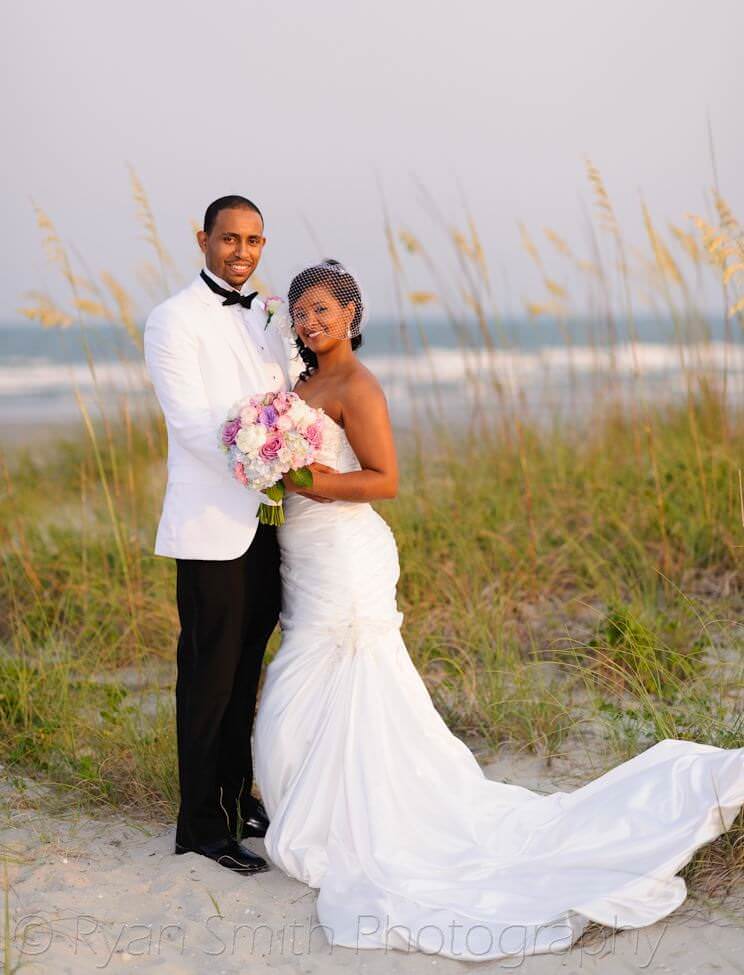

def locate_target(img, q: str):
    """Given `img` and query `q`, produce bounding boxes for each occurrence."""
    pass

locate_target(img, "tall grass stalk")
[0,166,741,901]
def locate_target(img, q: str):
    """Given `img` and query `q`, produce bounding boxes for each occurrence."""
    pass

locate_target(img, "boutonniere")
[263,296,283,330]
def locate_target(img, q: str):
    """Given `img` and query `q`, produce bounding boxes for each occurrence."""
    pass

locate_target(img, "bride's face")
[291,284,356,353]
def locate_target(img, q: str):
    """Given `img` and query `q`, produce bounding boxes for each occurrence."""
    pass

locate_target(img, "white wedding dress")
[253,413,744,962]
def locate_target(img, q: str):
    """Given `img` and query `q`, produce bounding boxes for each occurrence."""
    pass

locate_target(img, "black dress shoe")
[174,837,270,875]
[238,799,270,839]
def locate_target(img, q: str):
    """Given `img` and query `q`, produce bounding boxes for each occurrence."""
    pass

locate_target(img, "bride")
[253,259,744,962]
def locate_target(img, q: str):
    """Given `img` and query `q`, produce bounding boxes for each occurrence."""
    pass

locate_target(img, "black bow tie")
[200,270,258,309]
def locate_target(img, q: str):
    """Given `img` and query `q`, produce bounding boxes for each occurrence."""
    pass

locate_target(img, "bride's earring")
[346,327,352,338]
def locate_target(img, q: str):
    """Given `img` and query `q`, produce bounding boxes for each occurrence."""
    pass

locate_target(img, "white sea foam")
[0,359,149,395]
[0,342,742,433]
[365,342,744,386]
[0,342,742,398]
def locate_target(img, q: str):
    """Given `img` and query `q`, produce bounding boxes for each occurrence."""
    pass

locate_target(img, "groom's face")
[197,208,266,289]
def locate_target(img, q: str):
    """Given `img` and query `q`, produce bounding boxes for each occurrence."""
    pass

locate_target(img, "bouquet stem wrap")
[259,482,286,526]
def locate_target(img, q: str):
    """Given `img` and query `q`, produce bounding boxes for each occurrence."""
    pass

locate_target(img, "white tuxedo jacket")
[144,273,300,560]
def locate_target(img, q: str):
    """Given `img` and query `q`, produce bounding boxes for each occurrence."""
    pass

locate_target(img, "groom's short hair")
[203,195,264,234]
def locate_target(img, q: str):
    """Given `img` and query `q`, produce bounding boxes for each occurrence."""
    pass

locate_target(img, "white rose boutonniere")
[263,296,283,330]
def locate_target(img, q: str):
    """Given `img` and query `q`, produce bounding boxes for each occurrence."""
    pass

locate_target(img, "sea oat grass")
[1,167,741,894]
[1,392,740,814]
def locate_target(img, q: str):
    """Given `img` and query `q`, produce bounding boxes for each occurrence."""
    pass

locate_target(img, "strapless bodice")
[280,412,370,527]
[312,412,362,474]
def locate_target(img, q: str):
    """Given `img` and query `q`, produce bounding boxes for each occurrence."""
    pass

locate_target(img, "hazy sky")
[2,0,743,323]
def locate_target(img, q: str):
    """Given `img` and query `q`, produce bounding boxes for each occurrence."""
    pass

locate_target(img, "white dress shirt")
[202,266,287,393]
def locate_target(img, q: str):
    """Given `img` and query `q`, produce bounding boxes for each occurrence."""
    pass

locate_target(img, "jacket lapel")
[260,304,294,388]
[191,275,270,388]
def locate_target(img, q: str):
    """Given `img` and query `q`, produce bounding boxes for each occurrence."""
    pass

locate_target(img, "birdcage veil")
[286,259,368,343]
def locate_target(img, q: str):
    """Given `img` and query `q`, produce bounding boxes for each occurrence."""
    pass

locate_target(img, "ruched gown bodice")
[253,413,744,962]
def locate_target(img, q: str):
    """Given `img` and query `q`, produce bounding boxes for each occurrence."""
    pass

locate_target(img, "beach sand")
[2,750,741,975]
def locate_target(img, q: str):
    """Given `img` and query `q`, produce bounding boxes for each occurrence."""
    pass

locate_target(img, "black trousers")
[174,522,281,847]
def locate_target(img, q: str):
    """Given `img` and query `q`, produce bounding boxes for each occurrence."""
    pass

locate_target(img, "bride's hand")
[307,462,337,477]
[283,463,337,503]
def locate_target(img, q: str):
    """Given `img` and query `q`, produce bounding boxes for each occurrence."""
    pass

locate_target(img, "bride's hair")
[288,259,364,381]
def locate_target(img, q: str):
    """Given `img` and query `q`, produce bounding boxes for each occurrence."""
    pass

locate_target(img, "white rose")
[236,426,266,454]
[287,400,311,424]
[282,431,300,454]
[240,405,259,425]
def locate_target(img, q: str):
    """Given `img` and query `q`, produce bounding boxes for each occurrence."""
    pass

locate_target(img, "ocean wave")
[365,342,744,385]
[0,342,741,398]
[0,360,150,395]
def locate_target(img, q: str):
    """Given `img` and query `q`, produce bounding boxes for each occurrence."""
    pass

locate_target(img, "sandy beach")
[4,1,744,971]
[3,746,742,975]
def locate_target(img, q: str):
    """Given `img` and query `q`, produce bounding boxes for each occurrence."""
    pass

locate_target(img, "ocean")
[1,315,742,438]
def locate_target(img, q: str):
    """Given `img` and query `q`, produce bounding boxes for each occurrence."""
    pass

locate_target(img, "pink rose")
[259,434,284,461]
[273,391,291,415]
[240,402,259,426]
[233,461,248,486]
[221,419,241,446]
[304,423,323,450]
[276,414,292,432]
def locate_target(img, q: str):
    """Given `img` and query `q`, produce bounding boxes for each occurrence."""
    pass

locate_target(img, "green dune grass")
[1,163,742,902]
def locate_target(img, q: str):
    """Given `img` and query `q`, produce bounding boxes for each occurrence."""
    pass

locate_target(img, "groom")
[144,195,296,875]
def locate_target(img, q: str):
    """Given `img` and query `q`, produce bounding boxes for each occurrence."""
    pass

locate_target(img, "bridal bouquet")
[219,391,325,525]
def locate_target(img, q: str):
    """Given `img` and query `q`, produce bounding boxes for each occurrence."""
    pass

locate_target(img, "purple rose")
[259,405,278,428]
[221,418,241,446]
[259,434,284,461]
